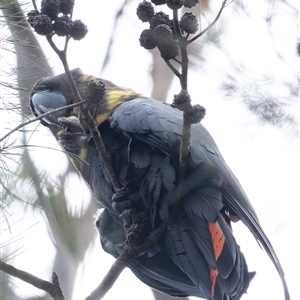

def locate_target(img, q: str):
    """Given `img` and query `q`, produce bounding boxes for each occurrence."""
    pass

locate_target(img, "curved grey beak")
[31,91,67,126]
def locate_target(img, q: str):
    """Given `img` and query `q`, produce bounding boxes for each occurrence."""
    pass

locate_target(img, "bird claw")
[113,187,131,201]
[56,116,91,150]
[112,187,137,229]
[58,116,86,134]
[119,208,137,218]
[112,187,134,213]
[112,199,135,215]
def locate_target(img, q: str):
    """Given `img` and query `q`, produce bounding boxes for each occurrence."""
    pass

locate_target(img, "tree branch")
[0,260,65,300]
[164,59,181,79]
[85,222,168,300]
[45,35,122,191]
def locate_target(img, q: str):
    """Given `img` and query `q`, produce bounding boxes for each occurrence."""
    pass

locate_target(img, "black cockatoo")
[30,69,290,300]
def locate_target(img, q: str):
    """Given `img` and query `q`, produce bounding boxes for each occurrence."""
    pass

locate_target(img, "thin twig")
[172,57,182,65]
[178,118,191,182]
[188,0,227,44]
[63,36,70,52]
[174,1,229,182]
[0,260,65,300]
[100,0,129,74]
[164,59,181,79]
[0,101,86,143]
[180,42,188,91]
[171,7,191,181]
[32,0,38,11]
[172,8,183,38]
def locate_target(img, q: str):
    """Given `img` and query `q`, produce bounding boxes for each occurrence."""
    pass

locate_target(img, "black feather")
[30,71,290,300]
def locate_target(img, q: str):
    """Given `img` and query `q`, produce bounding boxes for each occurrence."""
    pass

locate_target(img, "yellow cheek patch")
[78,74,138,125]
[105,90,136,109]
[95,113,110,125]
[95,89,137,125]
